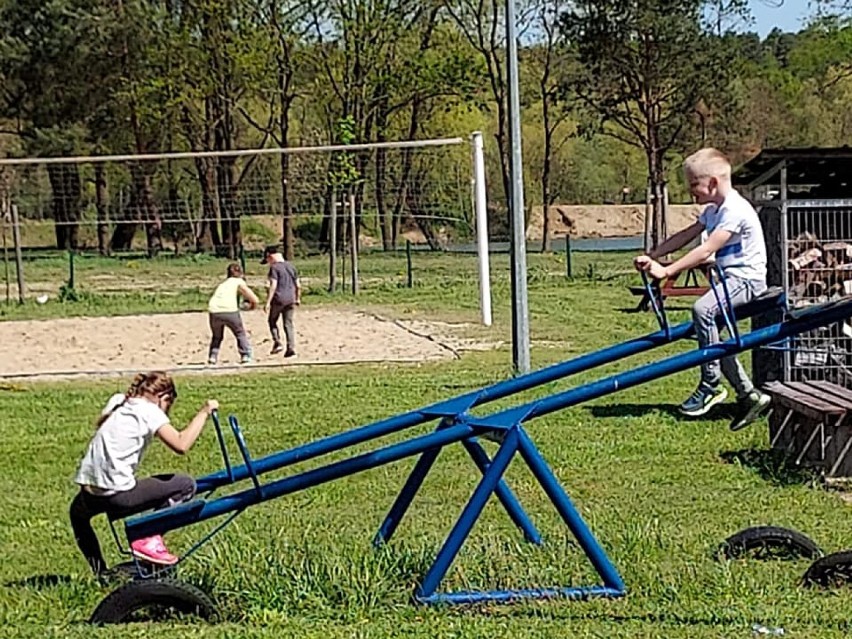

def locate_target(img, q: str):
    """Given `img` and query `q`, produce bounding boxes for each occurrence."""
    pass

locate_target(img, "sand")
[0,308,483,380]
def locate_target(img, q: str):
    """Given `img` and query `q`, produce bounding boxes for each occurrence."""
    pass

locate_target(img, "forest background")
[0,0,850,258]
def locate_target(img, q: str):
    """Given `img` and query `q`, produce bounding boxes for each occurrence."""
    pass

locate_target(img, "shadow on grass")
[4,574,72,589]
[588,402,740,421]
[483,605,744,630]
[616,305,695,315]
[587,403,683,419]
[720,448,822,487]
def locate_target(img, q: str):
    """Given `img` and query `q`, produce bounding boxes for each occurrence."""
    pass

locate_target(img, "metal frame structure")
[108,281,852,607]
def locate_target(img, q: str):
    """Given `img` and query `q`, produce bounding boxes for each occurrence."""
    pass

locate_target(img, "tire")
[90,578,217,624]
[802,550,852,588]
[717,525,823,561]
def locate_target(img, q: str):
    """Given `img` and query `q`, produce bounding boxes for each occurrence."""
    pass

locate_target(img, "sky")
[747,0,821,36]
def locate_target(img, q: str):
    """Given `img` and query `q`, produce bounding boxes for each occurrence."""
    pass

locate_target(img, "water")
[443,236,644,254]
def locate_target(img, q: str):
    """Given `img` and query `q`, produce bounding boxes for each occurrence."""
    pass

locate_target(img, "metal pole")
[505,0,530,373]
[780,161,790,381]
[565,234,572,278]
[68,250,75,291]
[10,203,24,303]
[471,132,492,326]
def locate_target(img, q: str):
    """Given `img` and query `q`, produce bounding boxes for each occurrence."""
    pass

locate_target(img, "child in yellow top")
[207,263,260,365]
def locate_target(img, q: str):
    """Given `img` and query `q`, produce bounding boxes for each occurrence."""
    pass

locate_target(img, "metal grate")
[784,199,852,385]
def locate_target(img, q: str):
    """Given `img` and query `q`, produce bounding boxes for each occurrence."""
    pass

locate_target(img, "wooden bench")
[628,264,710,312]
[763,380,852,477]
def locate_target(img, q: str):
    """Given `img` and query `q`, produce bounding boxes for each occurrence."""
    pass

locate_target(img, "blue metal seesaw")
[89,274,852,623]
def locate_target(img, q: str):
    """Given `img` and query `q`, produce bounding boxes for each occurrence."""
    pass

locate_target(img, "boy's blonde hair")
[683,148,732,182]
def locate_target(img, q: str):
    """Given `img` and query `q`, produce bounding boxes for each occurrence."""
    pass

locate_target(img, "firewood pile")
[788,231,852,307]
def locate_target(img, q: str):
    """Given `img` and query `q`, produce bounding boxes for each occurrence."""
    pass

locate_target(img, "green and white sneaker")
[729,391,772,431]
[679,384,728,417]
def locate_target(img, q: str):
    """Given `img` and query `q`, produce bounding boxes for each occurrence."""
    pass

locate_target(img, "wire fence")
[0,138,472,261]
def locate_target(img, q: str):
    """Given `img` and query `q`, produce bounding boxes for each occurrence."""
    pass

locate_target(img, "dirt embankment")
[526,204,703,240]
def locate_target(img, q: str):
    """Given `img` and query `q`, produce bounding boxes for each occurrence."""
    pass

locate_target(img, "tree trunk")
[47,164,81,250]
[94,164,110,256]
[541,97,553,253]
[645,139,667,252]
[278,103,294,260]
[193,156,220,251]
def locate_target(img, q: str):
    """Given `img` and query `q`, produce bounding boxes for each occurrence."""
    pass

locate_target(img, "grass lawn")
[2,250,852,638]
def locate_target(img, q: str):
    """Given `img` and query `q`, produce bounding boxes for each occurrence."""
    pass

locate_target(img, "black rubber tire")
[802,550,852,588]
[89,578,217,624]
[717,525,823,561]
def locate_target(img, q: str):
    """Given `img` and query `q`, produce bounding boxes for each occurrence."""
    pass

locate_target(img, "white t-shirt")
[75,394,170,493]
[698,189,767,282]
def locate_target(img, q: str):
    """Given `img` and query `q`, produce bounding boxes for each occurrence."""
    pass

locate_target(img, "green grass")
[3,252,852,637]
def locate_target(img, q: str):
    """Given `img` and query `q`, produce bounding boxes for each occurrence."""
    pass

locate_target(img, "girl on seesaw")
[70,371,217,573]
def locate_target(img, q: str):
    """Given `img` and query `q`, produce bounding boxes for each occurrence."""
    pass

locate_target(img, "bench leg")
[770,409,794,449]
[796,422,825,466]
[828,416,852,477]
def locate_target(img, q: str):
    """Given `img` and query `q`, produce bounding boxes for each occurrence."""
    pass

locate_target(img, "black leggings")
[69,473,196,574]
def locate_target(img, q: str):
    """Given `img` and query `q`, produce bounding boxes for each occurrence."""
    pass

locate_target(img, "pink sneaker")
[130,535,179,565]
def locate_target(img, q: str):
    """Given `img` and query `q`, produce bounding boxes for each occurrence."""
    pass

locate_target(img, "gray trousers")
[694,275,767,397]
[268,303,295,350]
[209,311,252,358]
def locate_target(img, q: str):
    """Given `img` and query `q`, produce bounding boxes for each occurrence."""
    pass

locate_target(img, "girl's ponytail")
[94,371,176,428]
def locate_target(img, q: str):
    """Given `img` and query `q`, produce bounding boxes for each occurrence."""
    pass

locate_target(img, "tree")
[0,0,117,249]
[525,0,577,251]
[561,0,741,250]
[446,0,536,214]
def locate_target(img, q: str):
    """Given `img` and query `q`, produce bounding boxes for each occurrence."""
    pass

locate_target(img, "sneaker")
[130,535,179,566]
[284,349,296,358]
[207,357,217,365]
[679,384,728,417]
[729,391,772,432]
[240,354,253,365]
[270,343,284,355]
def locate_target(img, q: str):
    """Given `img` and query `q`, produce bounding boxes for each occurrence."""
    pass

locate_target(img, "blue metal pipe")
[462,439,541,544]
[195,293,785,493]
[373,446,442,546]
[417,585,625,605]
[127,423,477,541]
[417,428,521,599]
[374,436,541,547]
[479,298,852,426]
[517,429,625,591]
[195,323,691,493]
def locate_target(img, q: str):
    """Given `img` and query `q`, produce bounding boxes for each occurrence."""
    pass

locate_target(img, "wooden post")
[10,203,24,303]
[2,210,9,304]
[406,239,413,288]
[328,194,337,293]
[349,191,359,295]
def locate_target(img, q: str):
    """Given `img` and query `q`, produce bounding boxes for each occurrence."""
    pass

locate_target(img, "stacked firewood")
[788,231,852,305]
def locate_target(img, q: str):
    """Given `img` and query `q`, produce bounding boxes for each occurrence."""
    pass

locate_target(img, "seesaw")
[87,276,852,623]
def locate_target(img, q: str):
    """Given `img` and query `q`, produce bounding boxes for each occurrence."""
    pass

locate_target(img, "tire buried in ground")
[802,550,852,588]
[90,578,217,624]
[717,525,823,561]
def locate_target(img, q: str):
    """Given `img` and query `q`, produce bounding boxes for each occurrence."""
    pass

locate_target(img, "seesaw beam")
[127,423,476,540]
[195,291,785,494]
[481,296,852,426]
